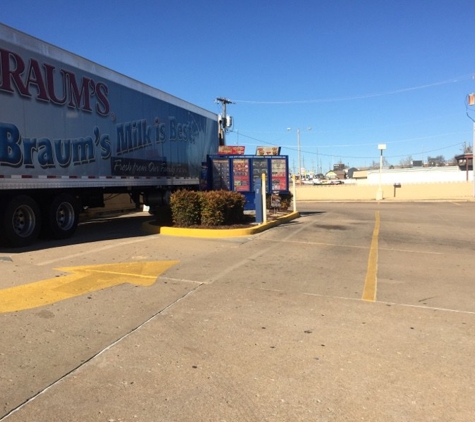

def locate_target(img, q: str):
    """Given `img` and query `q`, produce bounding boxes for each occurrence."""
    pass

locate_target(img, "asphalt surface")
[1,201,474,421]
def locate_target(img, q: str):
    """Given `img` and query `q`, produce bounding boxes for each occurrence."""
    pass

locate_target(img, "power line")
[227,130,465,161]
[230,73,473,105]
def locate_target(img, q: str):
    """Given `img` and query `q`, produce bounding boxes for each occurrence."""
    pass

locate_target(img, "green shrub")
[279,193,293,211]
[169,189,201,227]
[222,191,246,224]
[170,190,246,227]
[200,190,226,226]
[266,193,293,211]
[200,190,246,226]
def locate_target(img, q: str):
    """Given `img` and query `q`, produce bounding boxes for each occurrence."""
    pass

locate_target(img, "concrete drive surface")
[1,202,475,421]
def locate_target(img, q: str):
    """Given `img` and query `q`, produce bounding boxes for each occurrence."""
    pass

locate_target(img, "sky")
[2,1,475,174]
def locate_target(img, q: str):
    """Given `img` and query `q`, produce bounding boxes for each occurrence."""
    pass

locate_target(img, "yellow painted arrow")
[0,261,179,313]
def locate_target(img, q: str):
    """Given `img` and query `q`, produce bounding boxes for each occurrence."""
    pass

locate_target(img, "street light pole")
[376,144,386,200]
[464,93,474,197]
[297,128,301,183]
[288,127,311,183]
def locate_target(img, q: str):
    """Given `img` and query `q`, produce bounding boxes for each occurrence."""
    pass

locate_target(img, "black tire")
[42,194,80,240]
[2,195,41,247]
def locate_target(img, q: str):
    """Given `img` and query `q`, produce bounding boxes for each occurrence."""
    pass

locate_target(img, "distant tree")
[371,157,390,169]
[427,155,445,166]
[399,155,413,168]
[447,156,457,166]
[450,144,472,164]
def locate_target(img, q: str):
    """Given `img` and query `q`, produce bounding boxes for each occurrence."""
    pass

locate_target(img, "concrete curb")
[142,211,300,238]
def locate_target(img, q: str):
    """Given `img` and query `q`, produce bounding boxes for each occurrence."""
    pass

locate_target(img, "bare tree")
[427,155,445,166]
[399,155,413,168]
[371,158,390,169]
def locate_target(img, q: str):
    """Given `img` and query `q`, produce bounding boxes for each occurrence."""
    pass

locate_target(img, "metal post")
[288,127,311,184]
[297,128,301,184]
[379,149,383,185]
[376,144,386,200]
[262,173,267,223]
[292,174,297,212]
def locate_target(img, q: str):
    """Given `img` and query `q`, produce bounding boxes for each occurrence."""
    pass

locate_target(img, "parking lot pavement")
[1,202,475,421]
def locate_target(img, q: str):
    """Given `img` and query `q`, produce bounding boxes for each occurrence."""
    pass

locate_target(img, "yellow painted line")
[0,261,179,313]
[362,211,380,302]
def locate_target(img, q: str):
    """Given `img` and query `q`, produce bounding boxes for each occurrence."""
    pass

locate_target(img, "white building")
[354,166,473,186]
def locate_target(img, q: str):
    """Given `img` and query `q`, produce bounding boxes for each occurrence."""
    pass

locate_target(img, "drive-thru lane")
[1,202,474,421]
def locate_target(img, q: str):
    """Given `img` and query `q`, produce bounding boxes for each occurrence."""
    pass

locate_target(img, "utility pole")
[465,93,475,197]
[287,127,311,184]
[216,97,234,145]
[297,128,301,182]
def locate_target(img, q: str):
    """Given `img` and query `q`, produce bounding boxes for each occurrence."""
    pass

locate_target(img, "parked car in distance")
[314,178,344,185]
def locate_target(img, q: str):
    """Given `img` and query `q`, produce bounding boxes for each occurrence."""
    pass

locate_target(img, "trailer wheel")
[43,194,80,239]
[2,195,41,247]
